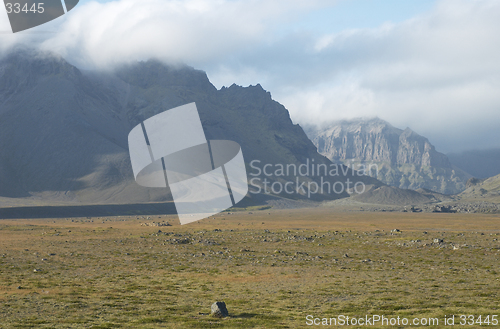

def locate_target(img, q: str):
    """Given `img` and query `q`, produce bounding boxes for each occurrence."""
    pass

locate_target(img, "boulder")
[211,301,229,318]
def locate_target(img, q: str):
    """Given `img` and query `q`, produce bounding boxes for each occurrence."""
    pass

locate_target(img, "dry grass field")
[1,208,499,328]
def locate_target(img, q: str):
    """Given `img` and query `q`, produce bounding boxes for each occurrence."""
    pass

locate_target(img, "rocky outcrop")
[458,173,500,203]
[466,177,484,189]
[397,128,450,168]
[306,118,469,194]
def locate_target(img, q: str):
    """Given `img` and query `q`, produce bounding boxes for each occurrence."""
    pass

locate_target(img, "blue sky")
[1,0,500,153]
[81,0,437,34]
[291,0,436,33]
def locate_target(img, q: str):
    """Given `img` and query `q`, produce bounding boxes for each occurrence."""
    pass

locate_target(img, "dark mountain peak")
[0,48,87,105]
[249,83,266,92]
[114,59,216,92]
[225,82,263,89]
[223,83,241,91]
[1,47,81,79]
[0,49,82,99]
[222,83,271,100]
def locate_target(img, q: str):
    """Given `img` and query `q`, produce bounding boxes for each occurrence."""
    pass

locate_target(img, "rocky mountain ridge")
[306,118,470,194]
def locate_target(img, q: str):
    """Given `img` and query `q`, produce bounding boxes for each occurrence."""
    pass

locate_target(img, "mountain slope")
[0,49,379,205]
[0,50,160,204]
[306,118,470,194]
[351,185,435,205]
[458,175,500,203]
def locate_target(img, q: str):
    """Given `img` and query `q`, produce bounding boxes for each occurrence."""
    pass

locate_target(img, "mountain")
[0,49,152,204]
[305,118,470,194]
[457,175,500,203]
[447,148,500,179]
[0,49,379,206]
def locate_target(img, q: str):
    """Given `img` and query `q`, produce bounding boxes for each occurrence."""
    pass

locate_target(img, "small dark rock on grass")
[211,301,229,318]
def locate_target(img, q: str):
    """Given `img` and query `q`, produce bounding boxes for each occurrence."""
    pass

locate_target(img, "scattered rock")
[433,205,456,213]
[433,239,444,243]
[141,221,171,227]
[404,206,421,213]
[211,301,229,318]
[172,238,190,244]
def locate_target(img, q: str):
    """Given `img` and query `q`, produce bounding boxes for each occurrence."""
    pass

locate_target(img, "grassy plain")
[1,208,499,328]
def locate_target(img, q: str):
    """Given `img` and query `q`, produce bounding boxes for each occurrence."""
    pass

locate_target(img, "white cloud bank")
[1,0,500,152]
[275,0,500,152]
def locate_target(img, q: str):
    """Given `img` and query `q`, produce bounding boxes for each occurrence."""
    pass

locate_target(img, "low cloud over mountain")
[1,0,500,153]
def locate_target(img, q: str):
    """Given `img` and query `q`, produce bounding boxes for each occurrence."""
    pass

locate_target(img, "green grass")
[0,210,499,328]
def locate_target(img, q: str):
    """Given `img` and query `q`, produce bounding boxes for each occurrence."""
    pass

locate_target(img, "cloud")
[263,0,500,152]
[1,0,500,152]
[27,0,330,68]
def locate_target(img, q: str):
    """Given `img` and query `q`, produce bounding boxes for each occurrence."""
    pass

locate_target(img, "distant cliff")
[306,118,469,194]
